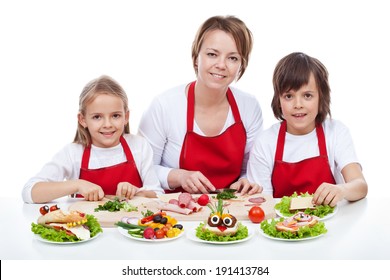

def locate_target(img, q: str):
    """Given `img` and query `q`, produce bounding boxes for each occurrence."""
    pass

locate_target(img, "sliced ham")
[168,199,179,205]
[178,192,192,208]
[248,197,266,204]
[187,200,202,212]
[157,202,193,215]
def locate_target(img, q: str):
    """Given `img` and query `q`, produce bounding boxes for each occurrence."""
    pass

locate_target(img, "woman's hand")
[229,178,263,195]
[312,183,346,207]
[77,179,105,201]
[172,169,216,194]
[116,182,139,199]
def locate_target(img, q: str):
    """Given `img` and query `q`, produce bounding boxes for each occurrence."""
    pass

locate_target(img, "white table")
[1,196,389,260]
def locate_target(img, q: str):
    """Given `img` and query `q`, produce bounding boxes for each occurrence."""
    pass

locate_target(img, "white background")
[1,0,389,199]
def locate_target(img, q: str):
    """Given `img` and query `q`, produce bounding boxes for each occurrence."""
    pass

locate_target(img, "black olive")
[153,215,162,223]
[160,217,168,224]
[173,224,183,230]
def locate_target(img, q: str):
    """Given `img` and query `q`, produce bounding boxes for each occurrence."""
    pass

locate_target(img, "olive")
[173,224,183,230]
[153,215,162,223]
[160,217,168,224]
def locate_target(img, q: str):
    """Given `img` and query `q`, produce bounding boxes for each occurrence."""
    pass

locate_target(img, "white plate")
[117,227,184,242]
[259,229,324,242]
[186,226,254,245]
[33,232,101,244]
[275,205,338,221]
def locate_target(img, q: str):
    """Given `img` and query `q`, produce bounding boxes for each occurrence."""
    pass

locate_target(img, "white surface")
[2,196,389,260]
[186,224,255,245]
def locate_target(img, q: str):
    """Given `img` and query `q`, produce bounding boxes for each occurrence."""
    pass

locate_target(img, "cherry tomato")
[39,205,49,215]
[50,204,59,211]
[155,229,165,239]
[248,206,265,223]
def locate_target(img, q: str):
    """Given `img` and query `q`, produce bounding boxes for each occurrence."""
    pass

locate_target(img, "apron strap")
[316,123,328,157]
[274,121,328,161]
[274,121,286,161]
[187,81,242,132]
[81,135,135,169]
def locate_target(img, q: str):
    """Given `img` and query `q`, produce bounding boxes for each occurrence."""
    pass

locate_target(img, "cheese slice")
[289,197,316,211]
[49,223,91,241]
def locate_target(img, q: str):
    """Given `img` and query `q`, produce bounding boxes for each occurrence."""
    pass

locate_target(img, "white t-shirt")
[247,119,360,196]
[138,84,264,190]
[22,134,163,203]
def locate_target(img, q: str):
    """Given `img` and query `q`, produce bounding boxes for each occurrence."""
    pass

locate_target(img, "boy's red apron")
[78,135,143,195]
[271,121,335,198]
[172,81,246,193]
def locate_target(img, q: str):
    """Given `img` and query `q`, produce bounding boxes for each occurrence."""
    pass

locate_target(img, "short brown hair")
[271,52,331,124]
[74,75,130,146]
[191,15,253,81]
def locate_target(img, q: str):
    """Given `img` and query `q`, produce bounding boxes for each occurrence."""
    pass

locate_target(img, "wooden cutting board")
[68,193,276,227]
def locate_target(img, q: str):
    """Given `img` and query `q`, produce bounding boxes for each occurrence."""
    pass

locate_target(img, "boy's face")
[279,73,319,135]
[78,93,129,148]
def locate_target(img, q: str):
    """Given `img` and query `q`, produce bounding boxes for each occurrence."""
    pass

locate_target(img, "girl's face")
[195,29,242,91]
[78,93,129,148]
[280,73,319,135]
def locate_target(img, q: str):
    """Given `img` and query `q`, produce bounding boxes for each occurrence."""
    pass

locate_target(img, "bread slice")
[289,197,316,212]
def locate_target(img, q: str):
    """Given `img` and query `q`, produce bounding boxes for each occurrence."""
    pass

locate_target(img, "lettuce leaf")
[195,222,248,242]
[275,192,335,218]
[260,218,327,239]
[31,214,103,242]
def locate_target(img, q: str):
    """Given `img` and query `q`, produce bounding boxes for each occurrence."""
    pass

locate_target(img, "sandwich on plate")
[31,207,102,242]
[195,199,248,242]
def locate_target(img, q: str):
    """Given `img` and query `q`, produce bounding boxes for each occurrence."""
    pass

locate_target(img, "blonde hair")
[191,15,253,81]
[73,75,130,146]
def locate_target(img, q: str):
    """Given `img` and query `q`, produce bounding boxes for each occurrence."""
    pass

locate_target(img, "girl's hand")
[312,183,346,207]
[177,170,216,194]
[77,179,105,201]
[229,178,263,195]
[116,182,138,199]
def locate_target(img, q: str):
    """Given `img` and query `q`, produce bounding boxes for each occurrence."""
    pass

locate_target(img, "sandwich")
[289,196,316,212]
[275,212,318,233]
[32,207,102,242]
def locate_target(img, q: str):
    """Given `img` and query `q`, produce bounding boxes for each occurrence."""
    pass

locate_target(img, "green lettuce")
[275,192,335,218]
[195,222,248,242]
[260,218,327,239]
[31,214,103,242]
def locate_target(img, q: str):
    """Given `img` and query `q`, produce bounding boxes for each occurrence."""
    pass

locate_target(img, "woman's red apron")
[271,121,335,198]
[79,135,143,195]
[174,81,247,193]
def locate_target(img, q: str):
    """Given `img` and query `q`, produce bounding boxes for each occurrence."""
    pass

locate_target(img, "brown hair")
[191,15,253,81]
[73,75,130,146]
[271,52,331,124]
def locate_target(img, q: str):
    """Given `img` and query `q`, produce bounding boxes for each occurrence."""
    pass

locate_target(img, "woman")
[138,16,263,194]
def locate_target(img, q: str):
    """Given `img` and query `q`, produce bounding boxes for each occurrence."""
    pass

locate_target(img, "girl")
[247,52,367,206]
[138,16,263,195]
[22,75,162,203]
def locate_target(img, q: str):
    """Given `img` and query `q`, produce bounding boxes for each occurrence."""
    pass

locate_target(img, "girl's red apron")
[173,81,247,193]
[79,135,143,195]
[271,121,335,198]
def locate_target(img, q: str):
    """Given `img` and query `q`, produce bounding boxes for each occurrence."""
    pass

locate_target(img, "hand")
[116,182,139,199]
[77,179,105,201]
[312,183,346,207]
[177,170,216,194]
[229,178,263,195]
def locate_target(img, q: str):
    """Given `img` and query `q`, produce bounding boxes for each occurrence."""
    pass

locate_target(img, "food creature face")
[207,213,237,229]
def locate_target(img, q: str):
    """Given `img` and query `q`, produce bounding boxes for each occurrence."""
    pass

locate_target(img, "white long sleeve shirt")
[138,84,263,190]
[247,119,361,196]
[22,134,163,203]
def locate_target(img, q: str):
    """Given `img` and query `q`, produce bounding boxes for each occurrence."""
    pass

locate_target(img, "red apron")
[271,121,335,198]
[174,81,247,193]
[79,135,143,195]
